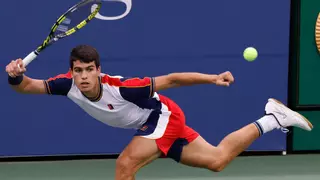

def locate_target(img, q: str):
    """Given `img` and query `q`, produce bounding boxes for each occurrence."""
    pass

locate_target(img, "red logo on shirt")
[140,125,148,131]
[107,104,114,110]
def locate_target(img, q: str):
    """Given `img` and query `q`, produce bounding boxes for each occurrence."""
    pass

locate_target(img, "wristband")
[8,75,23,85]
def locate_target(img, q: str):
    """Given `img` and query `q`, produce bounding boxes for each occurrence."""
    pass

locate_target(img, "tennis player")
[6,45,313,180]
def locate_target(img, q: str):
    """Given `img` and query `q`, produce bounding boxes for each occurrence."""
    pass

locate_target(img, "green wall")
[292,0,320,151]
[298,0,320,105]
[293,111,320,150]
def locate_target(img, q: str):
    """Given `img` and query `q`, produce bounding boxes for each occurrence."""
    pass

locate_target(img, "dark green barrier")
[291,0,320,151]
[298,1,320,105]
[293,111,320,150]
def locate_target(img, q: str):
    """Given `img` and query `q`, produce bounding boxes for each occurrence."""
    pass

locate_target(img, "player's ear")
[97,66,101,73]
[69,68,73,76]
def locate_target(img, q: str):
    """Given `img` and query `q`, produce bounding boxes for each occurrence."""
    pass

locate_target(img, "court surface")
[0,154,319,180]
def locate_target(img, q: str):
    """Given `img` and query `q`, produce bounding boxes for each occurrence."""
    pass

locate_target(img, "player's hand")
[216,71,234,87]
[6,59,26,78]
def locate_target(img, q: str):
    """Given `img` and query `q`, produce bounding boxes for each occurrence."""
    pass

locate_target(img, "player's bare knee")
[209,162,226,172]
[207,151,228,172]
[207,159,226,172]
[115,155,135,174]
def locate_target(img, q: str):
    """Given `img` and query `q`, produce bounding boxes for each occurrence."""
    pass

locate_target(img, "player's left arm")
[153,71,234,92]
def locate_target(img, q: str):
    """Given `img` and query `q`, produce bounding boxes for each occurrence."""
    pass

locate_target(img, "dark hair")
[70,45,100,69]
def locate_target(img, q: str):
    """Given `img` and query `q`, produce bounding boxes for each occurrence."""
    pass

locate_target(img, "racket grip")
[22,51,39,67]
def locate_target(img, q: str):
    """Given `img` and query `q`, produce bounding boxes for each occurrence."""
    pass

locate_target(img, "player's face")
[71,60,101,96]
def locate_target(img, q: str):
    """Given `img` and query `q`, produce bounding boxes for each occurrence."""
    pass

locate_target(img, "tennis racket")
[22,0,102,67]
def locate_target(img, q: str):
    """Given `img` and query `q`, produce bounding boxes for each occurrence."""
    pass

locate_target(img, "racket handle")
[22,51,39,67]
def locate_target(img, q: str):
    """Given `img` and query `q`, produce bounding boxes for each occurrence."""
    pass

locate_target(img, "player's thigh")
[180,136,223,168]
[116,136,162,170]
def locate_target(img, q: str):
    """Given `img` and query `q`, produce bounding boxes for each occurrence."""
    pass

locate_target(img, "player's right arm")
[6,59,46,94]
[154,71,235,92]
[6,59,72,95]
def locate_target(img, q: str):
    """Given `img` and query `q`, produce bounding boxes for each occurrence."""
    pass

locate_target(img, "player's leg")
[180,124,259,171]
[179,98,313,172]
[115,136,162,180]
[115,94,191,180]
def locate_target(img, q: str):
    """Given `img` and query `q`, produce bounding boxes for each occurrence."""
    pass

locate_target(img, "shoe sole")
[269,98,314,130]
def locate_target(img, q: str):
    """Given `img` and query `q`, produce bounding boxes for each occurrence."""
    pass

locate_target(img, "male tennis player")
[6,45,313,180]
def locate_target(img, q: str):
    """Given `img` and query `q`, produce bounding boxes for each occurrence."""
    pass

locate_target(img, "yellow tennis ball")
[243,47,258,61]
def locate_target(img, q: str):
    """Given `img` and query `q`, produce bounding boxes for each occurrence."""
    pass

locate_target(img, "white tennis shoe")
[265,98,313,131]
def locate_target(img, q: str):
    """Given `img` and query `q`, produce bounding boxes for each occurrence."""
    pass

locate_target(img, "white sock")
[254,115,279,136]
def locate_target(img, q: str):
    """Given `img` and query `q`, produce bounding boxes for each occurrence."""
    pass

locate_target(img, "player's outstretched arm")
[6,58,46,94]
[153,71,234,92]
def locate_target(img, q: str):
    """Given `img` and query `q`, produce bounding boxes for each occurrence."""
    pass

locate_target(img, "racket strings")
[54,0,101,36]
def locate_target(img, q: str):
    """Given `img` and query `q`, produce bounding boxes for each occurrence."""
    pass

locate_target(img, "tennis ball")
[243,47,258,61]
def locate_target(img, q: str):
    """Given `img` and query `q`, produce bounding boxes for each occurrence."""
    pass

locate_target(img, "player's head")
[69,45,101,95]
[69,44,100,69]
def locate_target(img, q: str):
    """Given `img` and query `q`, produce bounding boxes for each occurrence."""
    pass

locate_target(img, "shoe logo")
[276,111,287,120]
[281,112,287,119]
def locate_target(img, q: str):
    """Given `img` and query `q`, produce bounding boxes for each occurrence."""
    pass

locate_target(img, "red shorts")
[135,95,199,161]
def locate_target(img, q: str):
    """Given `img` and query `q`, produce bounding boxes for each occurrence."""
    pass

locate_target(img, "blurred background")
[0,0,318,160]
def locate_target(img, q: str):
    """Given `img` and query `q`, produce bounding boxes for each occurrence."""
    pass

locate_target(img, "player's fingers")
[13,66,23,76]
[12,60,19,68]
[17,68,23,74]
[228,76,234,83]
[218,81,229,87]
[230,73,235,82]
[17,59,24,68]
[8,60,15,69]
[5,65,10,73]
[6,67,11,74]
[14,69,25,76]
[225,71,233,79]
[17,61,23,72]
[20,67,27,73]
[223,73,234,83]
[13,64,20,72]
[13,59,20,65]
[8,72,16,78]
[7,65,14,74]
[12,70,19,77]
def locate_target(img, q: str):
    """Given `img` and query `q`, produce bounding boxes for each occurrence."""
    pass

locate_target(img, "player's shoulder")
[100,73,152,87]
[47,71,72,81]
[100,73,123,79]
[45,71,73,96]
[100,73,123,85]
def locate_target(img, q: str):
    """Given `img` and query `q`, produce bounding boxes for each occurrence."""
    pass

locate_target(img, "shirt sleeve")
[44,72,73,96]
[101,75,155,101]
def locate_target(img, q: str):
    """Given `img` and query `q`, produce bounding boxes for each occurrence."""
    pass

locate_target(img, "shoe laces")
[280,127,289,133]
